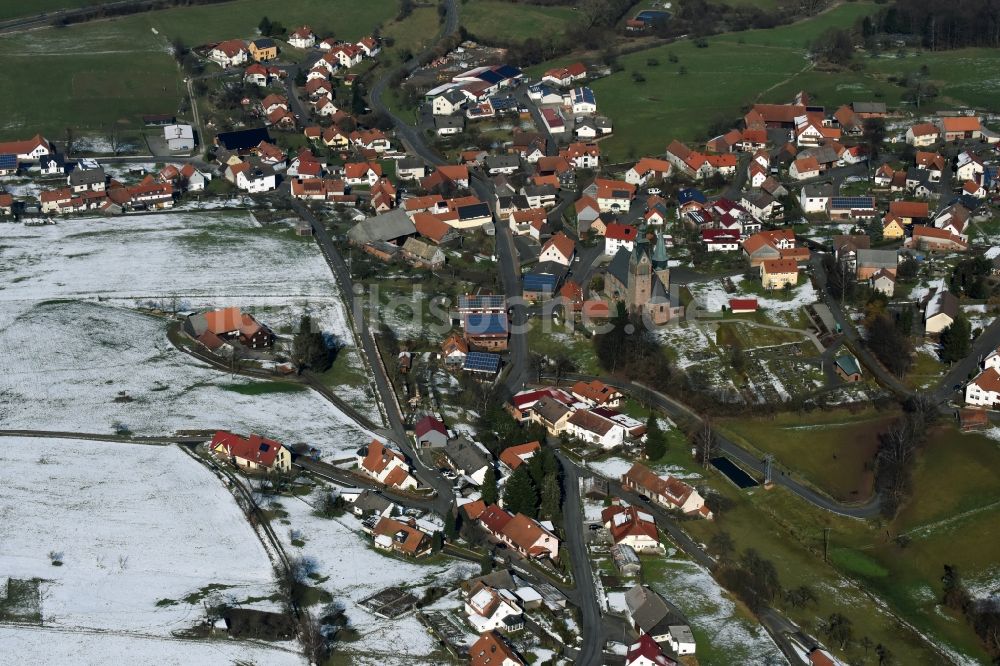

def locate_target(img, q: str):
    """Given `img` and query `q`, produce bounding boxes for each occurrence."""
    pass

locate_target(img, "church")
[603,226,678,326]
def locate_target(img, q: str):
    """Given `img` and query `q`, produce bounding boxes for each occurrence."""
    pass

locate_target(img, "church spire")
[652,229,668,270]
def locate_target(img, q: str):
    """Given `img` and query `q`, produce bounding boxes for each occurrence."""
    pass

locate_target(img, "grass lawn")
[0,0,397,138]
[220,380,306,396]
[0,0,104,22]
[905,348,945,390]
[461,0,578,43]
[716,409,897,501]
[680,483,946,666]
[526,319,601,375]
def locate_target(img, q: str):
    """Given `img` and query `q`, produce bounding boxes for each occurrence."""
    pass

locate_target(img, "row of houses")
[207,30,379,68]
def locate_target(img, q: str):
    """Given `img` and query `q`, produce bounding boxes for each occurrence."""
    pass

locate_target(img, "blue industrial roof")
[465,312,508,336]
[463,352,501,373]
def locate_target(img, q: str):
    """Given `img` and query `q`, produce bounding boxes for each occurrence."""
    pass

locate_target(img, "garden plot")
[0,437,280,635]
[0,300,374,456]
[646,559,786,666]
[272,492,478,666]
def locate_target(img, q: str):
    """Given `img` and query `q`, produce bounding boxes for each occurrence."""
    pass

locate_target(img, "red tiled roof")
[211,430,284,467]
[499,441,540,470]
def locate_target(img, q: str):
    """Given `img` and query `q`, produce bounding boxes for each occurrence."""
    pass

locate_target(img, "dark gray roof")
[68,167,105,186]
[521,184,557,198]
[398,156,425,171]
[852,102,886,114]
[801,183,833,198]
[348,208,417,244]
[466,568,516,591]
[353,489,394,517]
[533,396,571,424]
[624,585,685,636]
[856,249,898,269]
[607,247,632,287]
[434,115,465,129]
[445,437,491,474]
[485,154,520,170]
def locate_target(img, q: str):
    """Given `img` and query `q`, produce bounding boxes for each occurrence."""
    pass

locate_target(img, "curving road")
[559,372,883,519]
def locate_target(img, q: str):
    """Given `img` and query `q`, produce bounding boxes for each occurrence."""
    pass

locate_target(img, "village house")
[183,306,274,350]
[68,166,106,193]
[210,431,291,473]
[413,415,449,448]
[247,38,277,62]
[538,232,575,266]
[371,516,432,558]
[443,437,492,485]
[622,463,712,518]
[470,632,525,666]
[209,39,248,68]
[761,258,799,290]
[288,26,316,49]
[924,288,959,335]
[467,503,560,560]
[938,116,982,142]
[441,332,469,367]
[906,122,940,147]
[465,583,524,633]
[907,226,968,252]
[0,134,51,161]
[356,439,419,490]
[799,183,832,214]
[624,584,695,653]
[542,62,587,87]
[626,634,678,666]
[571,379,623,407]
[602,502,661,552]
[966,367,1000,408]
[499,441,540,472]
[529,395,573,435]
[625,158,671,187]
[565,409,626,449]
[400,237,445,269]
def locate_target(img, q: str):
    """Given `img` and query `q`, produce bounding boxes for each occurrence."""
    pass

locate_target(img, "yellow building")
[248,38,278,62]
[760,258,799,290]
[882,215,905,240]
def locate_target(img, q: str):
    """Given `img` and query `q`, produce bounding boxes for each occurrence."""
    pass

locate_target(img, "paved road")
[289,198,455,512]
[0,429,205,445]
[0,0,141,34]
[556,451,603,666]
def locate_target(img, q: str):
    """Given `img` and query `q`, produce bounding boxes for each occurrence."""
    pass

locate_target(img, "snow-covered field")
[647,559,787,665]
[0,626,305,666]
[273,492,478,665]
[0,212,354,343]
[0,300,374,456]
[0,438,280,635]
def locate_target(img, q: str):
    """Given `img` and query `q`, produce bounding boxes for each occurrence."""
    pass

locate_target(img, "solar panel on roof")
[463,352,501,372]
[830,197,874,208]
[523,274,556,292]
[0,154,16,169]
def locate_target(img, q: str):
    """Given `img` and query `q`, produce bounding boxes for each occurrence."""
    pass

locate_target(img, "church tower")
[627,224,652,311]
[651,229,670,292]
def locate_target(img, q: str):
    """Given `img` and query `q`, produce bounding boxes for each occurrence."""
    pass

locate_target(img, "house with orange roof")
[591,177,636,212]
[938,116,982,142]
[441,331,469,366]
[888,200,929,225]
[499,442,540,472]
[570,379,623,408]
[343,161,382,186]
[882,215,905,240]
[509,207,547,239]
[183,306,274,349]
[539,232,575,266]
[560,142,600,169]
[350,128,391,153]
[211,430,291,473]
[542,62,587,87]
[625,157,671,187]
[371,516,432,557]
[621,463,711,518]
[413,212,458,244]
[421,164,469,190]
[475,505,560,560]
[0,134,51,162]
[761,258,799,290]
[470,631,525,666]
[0,193,13,216]
[966,367,1000,407]
[906,122,940,147]
[907,226,968,252]
[356,439,419,490]
[465,582,523,633]
[789,155,820,180]
[356,36,380,57]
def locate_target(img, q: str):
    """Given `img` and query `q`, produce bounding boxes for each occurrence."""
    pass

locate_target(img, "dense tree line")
[865,313,913,378]
[868,0,1000,50]
[501,447,562,521]
[874,395,937,518]
[594,304,678,394]
[53,0,233,27]
[715,547,783,612]
[941,565,1000,657]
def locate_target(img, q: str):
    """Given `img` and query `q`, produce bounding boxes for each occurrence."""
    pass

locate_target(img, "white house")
[604,223,638,256]
[668,625,697,656]
[602,504,661,552]
[799,184,831,214]
[0,134,51,161]
[565,410,625,449]
[789,156,820,180]
[965,368,1000,407]
[288,26,316,49]
[356,440,419,490]
[431,89,468,116]
[465,584,522,633]
[209,39,248,68]
[538,232,575,266]
[955,152,985,183]
[906,123,940,147]
[564,87,597,115]
[227,161,276,193]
